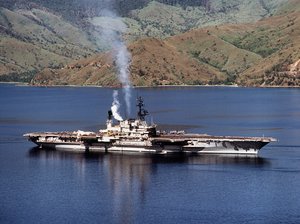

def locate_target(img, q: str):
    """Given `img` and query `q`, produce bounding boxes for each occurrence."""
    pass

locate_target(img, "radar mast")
[137,96,149,121]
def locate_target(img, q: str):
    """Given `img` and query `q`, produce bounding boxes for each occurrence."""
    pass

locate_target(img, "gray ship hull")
[24,96,275,155]
[25,132,273,155]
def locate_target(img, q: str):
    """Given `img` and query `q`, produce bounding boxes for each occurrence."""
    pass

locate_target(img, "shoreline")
[1,82,299,89]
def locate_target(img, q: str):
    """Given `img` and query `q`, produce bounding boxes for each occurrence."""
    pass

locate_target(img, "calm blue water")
[1,84,300,224]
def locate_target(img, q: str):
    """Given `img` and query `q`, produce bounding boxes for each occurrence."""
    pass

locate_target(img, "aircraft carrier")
[24,97,276,155]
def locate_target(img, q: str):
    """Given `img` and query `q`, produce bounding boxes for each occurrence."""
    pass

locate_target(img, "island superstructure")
[24,97,276,155]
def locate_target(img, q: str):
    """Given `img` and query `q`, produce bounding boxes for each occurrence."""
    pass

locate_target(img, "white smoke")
[111,90,123,121]
[115,42,131,116]
[90,9,132,117]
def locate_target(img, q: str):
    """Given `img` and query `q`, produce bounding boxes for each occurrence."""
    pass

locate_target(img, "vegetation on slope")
[225,11,300,86]
[0,0,299,86]
[0,0,275,18]
[0,7,97,81]
[31,2,300,87]
[97,0,287,39]
[31,38,225,86]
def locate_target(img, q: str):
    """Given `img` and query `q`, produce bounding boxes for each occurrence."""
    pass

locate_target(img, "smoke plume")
[115,42,131,116]
[111,90,123,121]
[91,8,132,117]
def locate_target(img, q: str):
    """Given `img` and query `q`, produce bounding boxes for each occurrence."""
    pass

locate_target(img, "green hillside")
[0,0,299,86]
[93,0,287,39]
[30,3,300,87]
[0,7,97,81]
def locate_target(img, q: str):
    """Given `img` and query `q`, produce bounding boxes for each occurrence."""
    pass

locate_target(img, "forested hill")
[0,0,285,19]
[0,0,209,18]
[31,7,300,87]
[0,0,299,86]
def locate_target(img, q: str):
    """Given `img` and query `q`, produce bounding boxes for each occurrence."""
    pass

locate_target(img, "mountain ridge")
[31,7,300,87]
[0,0,299,86]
